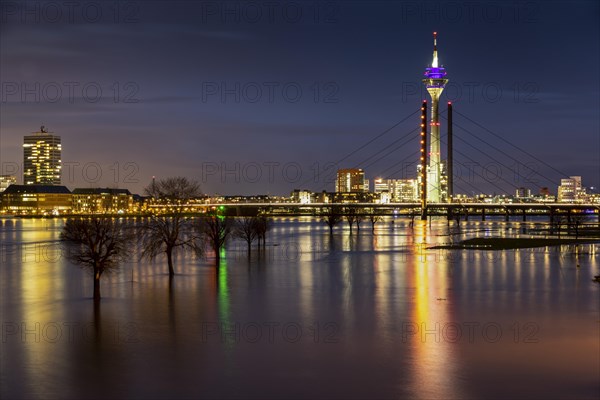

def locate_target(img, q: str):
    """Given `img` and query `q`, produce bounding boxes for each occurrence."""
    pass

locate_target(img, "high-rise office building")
[23,126,61,185]
[336,169,365,193]
[422,32,448,203]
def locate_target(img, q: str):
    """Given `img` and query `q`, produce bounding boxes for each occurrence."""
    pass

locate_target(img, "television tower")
[422,32,448,203]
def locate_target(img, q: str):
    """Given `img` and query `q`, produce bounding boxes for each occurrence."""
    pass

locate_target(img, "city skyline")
[1,2,598,196]
[3,120,598,201]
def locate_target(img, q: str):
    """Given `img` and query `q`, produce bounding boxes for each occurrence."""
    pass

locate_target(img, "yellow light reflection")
[408,220,462,398]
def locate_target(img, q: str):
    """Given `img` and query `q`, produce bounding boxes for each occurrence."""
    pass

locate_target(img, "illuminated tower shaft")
[422,32,448,203]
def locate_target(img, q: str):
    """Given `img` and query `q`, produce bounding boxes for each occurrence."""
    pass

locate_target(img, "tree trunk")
[93,269,101,301]
[247,240,252,259]
[214,244,220,266]
[167,248,175,277]
[329,225,333,235]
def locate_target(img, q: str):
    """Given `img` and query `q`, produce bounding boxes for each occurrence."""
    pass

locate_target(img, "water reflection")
[1,217,598,399]
[407,220,462,399]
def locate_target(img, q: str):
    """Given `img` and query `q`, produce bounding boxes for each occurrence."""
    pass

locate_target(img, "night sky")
[1,0,598,196]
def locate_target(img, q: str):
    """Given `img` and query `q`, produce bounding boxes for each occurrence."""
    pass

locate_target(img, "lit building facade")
[558,176,587,203]
[378,191,391,204]
[374,178,418,202]
[515,187,532,199]
[0,175,17,192]
[72,188,134,213]
[422,33,448,203]
[392,179,418,202]
[290,189,313,204]
[1,184,72,214]
[23,126,61,185]
[373,178,392,193]
[336,168,365,193]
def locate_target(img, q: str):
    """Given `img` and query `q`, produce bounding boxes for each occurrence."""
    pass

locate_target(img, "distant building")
[558,176,587,203]
[336,169,365,193]
[23,126,61,185]
[392,179,418,202]
[315,191,332,204]
[290,189,313,204]
[72,188,133,213]
[378,191,391,204]
[333,191,376,203]
[373,178,392,193]
[1,184,71,214]
[515,187,532,199]
[0,175,17,192]
[363,179,370,193]
[373,177,418,202]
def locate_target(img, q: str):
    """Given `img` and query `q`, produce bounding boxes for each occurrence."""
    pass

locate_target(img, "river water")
[1,217,598,399]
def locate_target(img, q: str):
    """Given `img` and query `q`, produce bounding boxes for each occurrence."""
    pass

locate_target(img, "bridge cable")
[454,110,571,179]
[440,114,558,188]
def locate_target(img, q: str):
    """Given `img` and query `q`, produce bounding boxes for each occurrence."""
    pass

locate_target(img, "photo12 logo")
[401,81,540,104]
[2,321,140,344]
[200,81,340,104]
[1,161,140,185]
[1,81,140,104]
[197,1,340,24]
[200,321,341,344]
[399,1,540,24]
[401,321,540,344]
[0,1,140,24]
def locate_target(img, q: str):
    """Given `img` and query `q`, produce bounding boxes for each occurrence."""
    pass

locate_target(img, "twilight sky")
[1,0,598,196]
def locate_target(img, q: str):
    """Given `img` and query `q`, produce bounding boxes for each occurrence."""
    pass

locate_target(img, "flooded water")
[1,217,599,399]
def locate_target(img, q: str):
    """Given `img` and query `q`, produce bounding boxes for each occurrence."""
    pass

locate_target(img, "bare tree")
[570,213,589,239]
[254,215,271,250]
[140,177,201,277]
[355,214,363,232]
[368,209,383,233]
[199,213,232,265]
[322,206,342,235]
[61,217,132,300]
[550,215,566,237]
[345,207,357,235]
[234,216,259,258]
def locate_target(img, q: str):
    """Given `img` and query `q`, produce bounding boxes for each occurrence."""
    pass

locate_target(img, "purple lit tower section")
[422,32,448,203]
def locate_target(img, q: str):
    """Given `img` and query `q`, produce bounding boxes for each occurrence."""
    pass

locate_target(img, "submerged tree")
[368,209,383,233]
[61,217,132,300]
[355,214,363,232]
[199,213,232,265]
[234,216,259,258]
[345,207,357,235]
[569,213,589,239]
[254,215,271,250]
[322,206,342,235]
[140,177,202,277]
